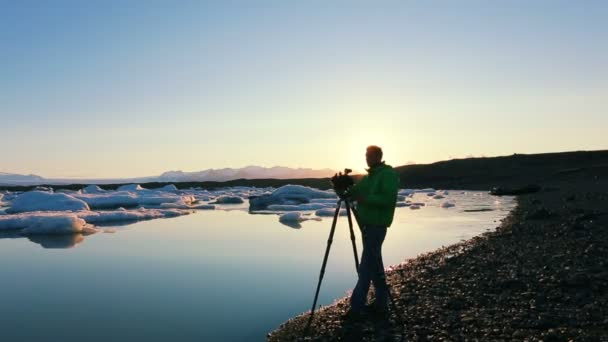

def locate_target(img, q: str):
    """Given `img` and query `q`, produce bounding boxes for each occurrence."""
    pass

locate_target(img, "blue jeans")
[350,225,389,311]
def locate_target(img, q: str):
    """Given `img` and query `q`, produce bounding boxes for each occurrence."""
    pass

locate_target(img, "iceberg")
[78,208,191,225]
[267,203,329,211]
[315,208,347,217]
[212,196,244,204]
[7,191,90,213]
[249,185,336,211]
[155,184,178,192]
[117,184,146,191]
[83,185,105,194]
[0,212,90,235]
[279,212,305,223]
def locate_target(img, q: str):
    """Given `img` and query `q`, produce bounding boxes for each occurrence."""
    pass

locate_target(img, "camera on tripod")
[331,168,354,198]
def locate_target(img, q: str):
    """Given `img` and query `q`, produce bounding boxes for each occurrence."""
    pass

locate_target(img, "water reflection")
[27,234,85,249]
[0,230,85,249]
[279,221,302,229]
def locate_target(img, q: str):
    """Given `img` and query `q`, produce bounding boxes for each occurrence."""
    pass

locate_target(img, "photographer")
[345,145,400,318]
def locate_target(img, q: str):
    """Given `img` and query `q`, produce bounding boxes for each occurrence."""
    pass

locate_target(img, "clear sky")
[1,0,606,178]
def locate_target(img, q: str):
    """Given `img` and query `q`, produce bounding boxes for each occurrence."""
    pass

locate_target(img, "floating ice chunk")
[433,194,445,199]
[74,192,139,209]
[73,190,194,209]
[315,208,347,217]
[398,189,415,195]
[117,184,145,191]
[411,202,426,206]
[272,185,336,199]
[77,208,191,224]
[212,196,244,204]
[409,205,421,210]
[83,185,105,194]
[191,204,215,210]
[309,198,339,204]
[7,191,90,213]
[397,195,406,201]
[426,192,437,197]
[155,184,178,192]
[279,212,305,223]
[267,203,329,211]
[249,185,336,210]
[159,202,215,210]
[415,188,436,193]
[396,202,411,207]
[441,202,455,208]
[0,212,88,235]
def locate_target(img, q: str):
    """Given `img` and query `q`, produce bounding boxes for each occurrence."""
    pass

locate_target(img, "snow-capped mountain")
[0,166,336,185]
[158,166,335,182]
[0,173,45,185]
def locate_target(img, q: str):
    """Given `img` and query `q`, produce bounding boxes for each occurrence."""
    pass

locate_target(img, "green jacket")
[349,163,400,227]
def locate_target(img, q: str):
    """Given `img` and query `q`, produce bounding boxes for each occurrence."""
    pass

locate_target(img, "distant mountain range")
[0,166,336,185]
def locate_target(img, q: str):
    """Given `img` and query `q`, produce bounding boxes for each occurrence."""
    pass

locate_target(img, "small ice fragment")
[441,202,455,208]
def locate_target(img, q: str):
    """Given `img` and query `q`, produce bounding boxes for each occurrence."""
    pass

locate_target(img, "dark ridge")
[1,150,607,192]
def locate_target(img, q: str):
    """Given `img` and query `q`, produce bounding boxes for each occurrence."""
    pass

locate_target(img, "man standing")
[346,145,400,318]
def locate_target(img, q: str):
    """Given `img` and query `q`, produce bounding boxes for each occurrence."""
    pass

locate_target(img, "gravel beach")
[268,177,608,341]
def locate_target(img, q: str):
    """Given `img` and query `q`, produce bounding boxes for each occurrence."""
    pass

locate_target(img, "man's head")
[365,145,383,168]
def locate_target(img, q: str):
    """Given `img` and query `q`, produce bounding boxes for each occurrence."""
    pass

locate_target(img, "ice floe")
[7,191,90,213]
[117,184,145,191]
[83,185,105,194]
[211,196,244,204]
[0,184,444,236]
[249,185,336,210]
[0,212,91,235]
[77,208,192,225]
[315,208,348,217]
[267,203,329,211]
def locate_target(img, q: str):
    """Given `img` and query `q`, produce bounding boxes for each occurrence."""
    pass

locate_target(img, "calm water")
[0,192,514,341]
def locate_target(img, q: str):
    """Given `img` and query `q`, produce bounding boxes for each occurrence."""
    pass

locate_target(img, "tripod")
[305,196,360,330]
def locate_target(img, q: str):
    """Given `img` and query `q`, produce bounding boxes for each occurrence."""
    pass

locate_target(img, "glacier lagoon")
[0,190,515,341]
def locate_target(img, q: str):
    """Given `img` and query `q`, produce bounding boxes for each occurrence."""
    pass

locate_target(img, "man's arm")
[362,170,399,207]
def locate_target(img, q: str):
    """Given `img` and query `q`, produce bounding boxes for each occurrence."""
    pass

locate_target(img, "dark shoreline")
[2,150,607,192]
[268,178,608,341]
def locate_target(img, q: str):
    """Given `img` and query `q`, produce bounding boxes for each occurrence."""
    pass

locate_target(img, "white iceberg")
[83,185,105,194]
[267,203,329,211]
[279,212,305,223]
[77,208,191,224]
[7,191,90,213]
[0,212,90,235]
[117,184,145,191]
[249,185,336,210]
[73,190,195,209]
[155,184,178,192]
[315,208,347,217]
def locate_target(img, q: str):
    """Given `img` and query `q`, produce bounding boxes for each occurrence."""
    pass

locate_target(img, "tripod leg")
[305,200,342,331]
[345,200,360,273]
